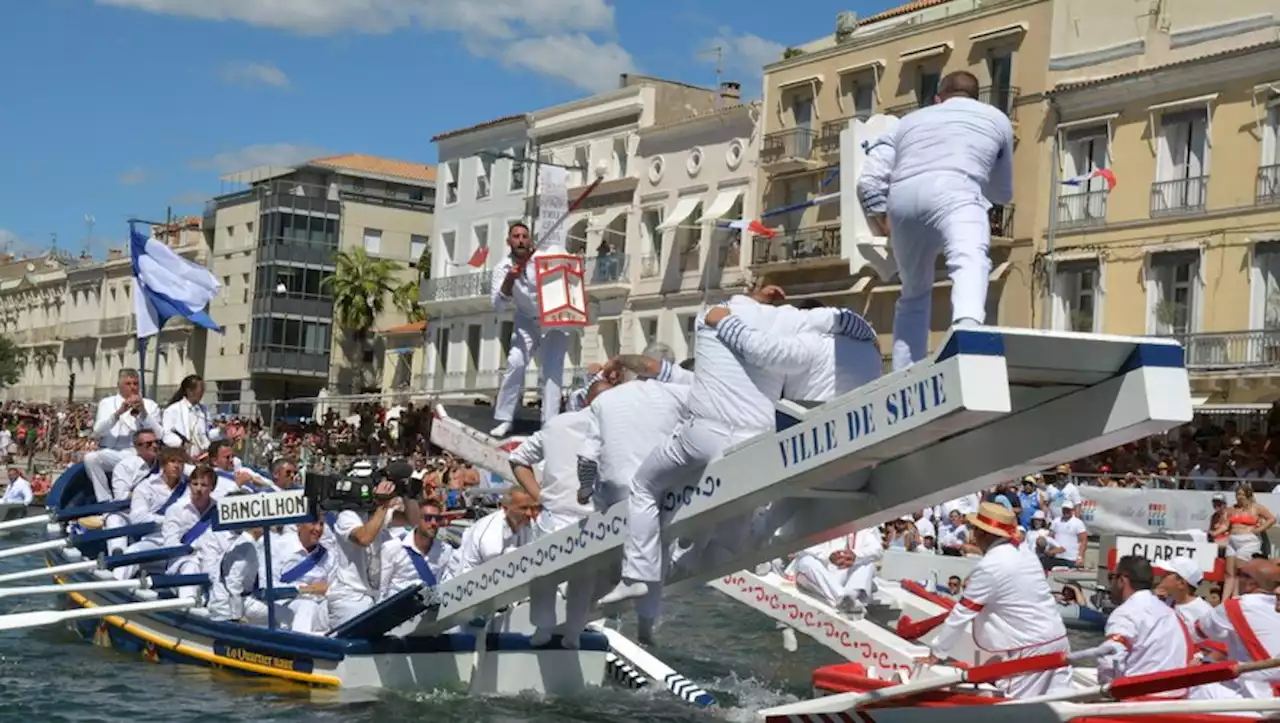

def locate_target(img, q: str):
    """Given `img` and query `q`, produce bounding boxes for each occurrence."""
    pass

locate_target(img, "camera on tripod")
[305,458,421,513]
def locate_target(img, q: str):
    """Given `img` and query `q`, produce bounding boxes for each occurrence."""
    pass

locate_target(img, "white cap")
[1163,556,1203,586]
[1062,501,1075,510]
[1032,510,1046,520]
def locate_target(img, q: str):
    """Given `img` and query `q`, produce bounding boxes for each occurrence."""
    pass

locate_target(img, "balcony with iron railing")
[639,254,661,279]
[989,205,1015,240]
[101,316,136,336]
[1150,176,1208,218]
[761,128,818,172]
[885,85,1019,119]
[1258,165,1280,205]
[751,225,841,266]
[1056,190,1109,229]
[584,253,629,287]
[420,270,489,304]
[1161,330,1280,374]
[816,114,870,154]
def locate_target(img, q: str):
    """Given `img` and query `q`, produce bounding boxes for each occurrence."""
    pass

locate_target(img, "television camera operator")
[312,458,423,626]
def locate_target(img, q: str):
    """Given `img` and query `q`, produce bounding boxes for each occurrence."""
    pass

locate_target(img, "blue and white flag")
[130,223,223,339]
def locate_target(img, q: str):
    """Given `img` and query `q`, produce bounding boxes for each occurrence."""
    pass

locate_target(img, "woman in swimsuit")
[1216,485,1275,599]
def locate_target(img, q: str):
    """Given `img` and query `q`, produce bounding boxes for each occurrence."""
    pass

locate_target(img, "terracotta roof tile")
[309,154,436,184]
[378,320,427,335]
[431,114,527,142]
[860,0,951,25]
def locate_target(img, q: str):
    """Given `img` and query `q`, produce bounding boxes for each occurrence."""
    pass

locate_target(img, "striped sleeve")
[577,456,598,490]
[834,308,877,342]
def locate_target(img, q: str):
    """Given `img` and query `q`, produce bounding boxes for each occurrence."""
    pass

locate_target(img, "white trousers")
[84,448,128,503]
[623,418,738,583]
[328,590,373,627]
[989,636,1074,699]
[887,177,992,371]
[166,555,204,600]
[288,596,328,634]
[494,314,568,425]
[103,511,131,555]
[111,535,164,580]
[530,509,592,636]
[793,557,875,607]
[207,585,271,624]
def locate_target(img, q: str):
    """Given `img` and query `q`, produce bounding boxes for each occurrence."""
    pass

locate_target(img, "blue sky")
[0,0,903,258]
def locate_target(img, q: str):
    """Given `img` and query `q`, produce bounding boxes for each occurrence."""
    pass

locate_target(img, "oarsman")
[380,499,453,600]
[446,488,538,578]
[489,222,568,437]
[208,526,269,625]
[1156,556,1215,629]
[112,446,190,581]
[84,369,161,502]
[510,409,597,647]
[1090,556,1194,698]
[1193,559,1280,699]
[102,429,162,554]
[273,518,338,634]
[206,440,274,497]
[324,478,403,627]
[921,502,1072,698]
[161,465,236,600]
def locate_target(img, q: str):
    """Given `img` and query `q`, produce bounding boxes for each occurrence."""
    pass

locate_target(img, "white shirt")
[1046,482,1082,519]
[111,453,155,502]
[509,410,593,519]
[161,498,235,575]
[580,379,690,504]
[272,533,338,589]
[161,399,219,458]
[490,255,540,319]
[380,533,453,600]
[447,509,533,579]
[93,394,161,451]
[941,493,982,518]
[1050,516,1087,561]
[208,531,264,621]
[1099,589,1191,692]
[2,477,32,506]
[782,332,882,402]
[1175,597,1214,629]
[322,510,388,600]
[1195,593,1280,698]
[886,96,1015,205]
[938,520,968,550]
[128,473,189,527]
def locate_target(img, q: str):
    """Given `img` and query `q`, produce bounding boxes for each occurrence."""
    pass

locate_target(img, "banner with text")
[1078,487,1280,536]
[534,165,569,252]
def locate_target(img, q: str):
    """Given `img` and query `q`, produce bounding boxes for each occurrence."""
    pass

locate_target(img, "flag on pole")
[130,223,223,339]
[1062,168,1117,191]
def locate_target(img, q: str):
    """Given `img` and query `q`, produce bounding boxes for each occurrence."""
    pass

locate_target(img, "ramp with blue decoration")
[409,327,1192,635]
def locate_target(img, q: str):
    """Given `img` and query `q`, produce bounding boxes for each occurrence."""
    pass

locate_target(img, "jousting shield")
[534,253,588,328]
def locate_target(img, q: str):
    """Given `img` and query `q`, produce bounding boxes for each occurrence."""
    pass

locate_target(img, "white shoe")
[560,632,581,649]
[490,422,512,438]
[781,627,798,652]
[530,629,553,647]
[599,580,649,606]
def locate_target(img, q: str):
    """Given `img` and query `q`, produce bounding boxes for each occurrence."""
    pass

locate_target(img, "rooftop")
[431,113,528,143]
[309,153,436,184]
[1048,38,1280,94]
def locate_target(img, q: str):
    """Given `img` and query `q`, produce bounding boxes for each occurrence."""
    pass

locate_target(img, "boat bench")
[150,574,210,595]
[70,522,158,546]
[103,544,192,570]
[55,500,130,522]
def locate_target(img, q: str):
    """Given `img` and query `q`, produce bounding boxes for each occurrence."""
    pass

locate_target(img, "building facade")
[2,218,207,404]
[757,0,1049,353]
[626,98,759,361]
[1041,5,1280,404]
[202,154,434,415]
[419,74,727,398]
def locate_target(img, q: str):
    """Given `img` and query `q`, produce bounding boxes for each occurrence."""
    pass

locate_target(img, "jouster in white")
[926,502,1073,698]
[780,305,884,402]
[1094,555,1194,698]
[84,369,161,502]
[208,529,269,624]
[854,113,902,222]
[446,492,537,579]
[599,292,876,607]
[489,223,568,437]
[510,410,597,647]
[380,502,453,600]
[160,376,222,459]
[161,471,235,600]
[859,71,1015,371]
[790,528,884,614]
[273,520,339,634]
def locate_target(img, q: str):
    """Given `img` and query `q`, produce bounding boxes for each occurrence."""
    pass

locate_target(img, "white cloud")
[706,28,786,77]
[98,0,632,90]
[219,61,290,89]
[188,143,325,175]
[171,191,212,206]
[118,167,148,185]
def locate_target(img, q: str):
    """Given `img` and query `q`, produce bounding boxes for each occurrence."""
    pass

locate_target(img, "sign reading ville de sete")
[215,489,311,530]
[779,371,950,469]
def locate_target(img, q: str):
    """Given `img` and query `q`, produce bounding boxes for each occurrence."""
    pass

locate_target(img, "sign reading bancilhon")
[214,489,311,530]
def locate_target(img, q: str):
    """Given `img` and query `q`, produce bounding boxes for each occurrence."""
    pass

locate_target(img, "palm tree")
[324,247,402,335]
[393,280,425,323]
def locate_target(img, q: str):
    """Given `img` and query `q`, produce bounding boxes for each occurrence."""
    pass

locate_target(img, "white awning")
[590,206,627,231]
[969,22,1027,43]
[698,188,745,223]
[899,42,952,62]
[657,197,701,231]
[1190,395,1210,406]
[1057,112,1120,132]
[778,74,824,91]
[1147,93,1218,114]
[836,60,885,76]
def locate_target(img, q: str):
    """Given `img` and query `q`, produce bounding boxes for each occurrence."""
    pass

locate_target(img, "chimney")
[0,254,12,265]
[719,81,742,103]
[107,248,124,261]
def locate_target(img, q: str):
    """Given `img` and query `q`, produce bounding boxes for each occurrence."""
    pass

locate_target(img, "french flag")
[1062,168,1117,191]
[721,219,777,239]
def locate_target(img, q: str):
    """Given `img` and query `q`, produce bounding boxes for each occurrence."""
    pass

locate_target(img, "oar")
[0,538,69,562]
[589,622,717,708]
[0,597,195,632]
[758,651,1069,720]
[1012,655,1280,705]
[1046,698,1280,719]
[0,514,52,533]
[0,579,145,600]
[0,560,98,584]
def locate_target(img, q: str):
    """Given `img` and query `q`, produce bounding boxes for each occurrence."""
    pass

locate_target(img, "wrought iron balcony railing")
[420,271,489,303]
[761,128,817,165]
[751,225,841,265]
[1057,190,1109,228]
[1160,329,1280,371]
[1257,165,1280,205]
[1150,176,1208,218]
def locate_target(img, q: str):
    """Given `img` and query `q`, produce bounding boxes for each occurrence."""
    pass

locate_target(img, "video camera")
[305,458,422,514]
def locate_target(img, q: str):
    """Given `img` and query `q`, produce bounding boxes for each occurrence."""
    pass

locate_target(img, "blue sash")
[157,478,189,515]
[280,546,328,584]
[180,505,216,545]
[403,543,438,586]
[216,469,237,484]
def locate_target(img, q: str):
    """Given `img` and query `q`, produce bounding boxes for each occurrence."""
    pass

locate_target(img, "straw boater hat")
[965,502,1018,539]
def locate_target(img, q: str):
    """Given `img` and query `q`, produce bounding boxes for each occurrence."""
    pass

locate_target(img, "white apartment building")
[2,219,207,404]
[419,74,727,397]
[627,95,758,362]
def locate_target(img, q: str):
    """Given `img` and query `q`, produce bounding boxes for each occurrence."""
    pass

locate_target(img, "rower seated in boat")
[1156,556,1215,631]
[85,369,161,503]
[1192,558,1280,700]
[2,465,33,507]
[113,447,191,581]
[208,526,269,625]
[789,528,884,615]
[206,440,274,497]
[101,429,162,554]
[162,464,235,600]
[274,518,339,634]
[1092,555,1195,698]
[380,498,453,601]
[919,501,1073,698]
[445,488,537,579]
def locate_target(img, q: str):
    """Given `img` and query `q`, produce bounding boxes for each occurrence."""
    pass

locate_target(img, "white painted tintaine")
[591,623,717,708]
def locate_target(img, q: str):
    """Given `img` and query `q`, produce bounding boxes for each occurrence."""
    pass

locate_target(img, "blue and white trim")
[833,308,877,342]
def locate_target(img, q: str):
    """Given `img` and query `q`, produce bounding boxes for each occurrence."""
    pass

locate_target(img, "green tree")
[0,336,25,389]
[393,279,426,324]
[324,247,403,333]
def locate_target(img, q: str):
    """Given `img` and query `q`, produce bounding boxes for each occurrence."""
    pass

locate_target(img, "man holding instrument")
[919,501,1072,698]
[489,221,569,438]
[85,369,161,502]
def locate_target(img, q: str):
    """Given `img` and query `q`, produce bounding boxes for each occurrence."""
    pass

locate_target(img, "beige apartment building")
[1040,0,1280,405]
[202,154,434,416]
[1,218,207,404]
[756,0,1049,353]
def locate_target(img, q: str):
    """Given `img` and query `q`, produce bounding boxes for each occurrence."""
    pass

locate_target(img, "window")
[472,223,490,263]
[1153,109,1209,215]
[679,314,697,358]
[435,327,450,372]
[509,146,526,191]
[640,208,663,278]
[676,203,703,273]
[476,156,492,199]
[1260,105,1280,203]
[987,53,1014,115]
[918,70,941,105]
[1147,251,1199,335]
[1058,127,1109,225]
[573,145,590,187]
[612,137,629,179]
[273,214,337,246]
[445,160,460,204]
[362,228,382,255]
[640,317,658,346]
[251,318,331,355]
[1254,243,1280,329]
[409,235,429,266]
[1052,261,1101,333]
[853,82,875,120]
[598,319,620,360]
